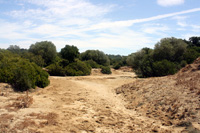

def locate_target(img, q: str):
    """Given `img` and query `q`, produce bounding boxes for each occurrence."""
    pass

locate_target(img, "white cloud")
[11,0,113,21]
[157,0,184,7]
[142,24,169,34]
[191,25,200,32]
[172,16,188,27]
[2,0,200,55]
[88,8,200,30]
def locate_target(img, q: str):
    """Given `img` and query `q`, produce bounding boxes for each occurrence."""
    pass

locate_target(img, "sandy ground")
[0,68,175,133]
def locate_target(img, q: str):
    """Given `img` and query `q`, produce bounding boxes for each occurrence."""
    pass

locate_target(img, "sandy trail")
[30,70,170,133]
[0,69,173,132]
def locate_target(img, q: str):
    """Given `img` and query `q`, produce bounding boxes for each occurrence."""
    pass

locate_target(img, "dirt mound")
[116,58,200,132]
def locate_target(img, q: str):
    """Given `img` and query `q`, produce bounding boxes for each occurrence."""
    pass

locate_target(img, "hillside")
[116,58,200,132]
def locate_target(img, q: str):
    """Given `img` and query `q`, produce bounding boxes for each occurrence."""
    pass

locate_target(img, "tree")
[7,45,21,54]
[127,48,154,77]
[189,36,200,47]
[80,50,110,66]
[29,41,57,66]
[60,45,79,63]
[153,37,187,62]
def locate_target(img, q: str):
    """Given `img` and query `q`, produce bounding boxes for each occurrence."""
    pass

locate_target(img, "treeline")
[0,41,114,91]
[1,36,200,91]
[126,36,200,77]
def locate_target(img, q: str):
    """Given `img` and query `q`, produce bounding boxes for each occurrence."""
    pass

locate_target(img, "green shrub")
[65,60,91,76]
[0,57,49,91]
[101,66,112,74]
[33,63,50,88]
[113,63,121,69]
[85,60,100,68]
[153,60,177,76]
[46,63,65,76]
[80,50,110,66]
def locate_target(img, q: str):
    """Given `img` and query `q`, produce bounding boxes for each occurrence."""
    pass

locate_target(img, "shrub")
[101,66,112,74]
[152,60,177,76]
[46,63,65,76]
[113,63,122,70]
[84,60,100,68]
[32,63,50,88]
[65,60,91,76]
[80,50,110,66]
[0,57,49,91]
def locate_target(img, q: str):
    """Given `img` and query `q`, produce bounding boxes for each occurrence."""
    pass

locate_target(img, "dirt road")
[0,69,173,132]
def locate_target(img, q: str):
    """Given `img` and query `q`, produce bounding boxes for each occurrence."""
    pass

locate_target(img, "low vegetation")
[0,51,49,91]
[127,37,200,77]
[0,36,200,91]
[101,66,112,74]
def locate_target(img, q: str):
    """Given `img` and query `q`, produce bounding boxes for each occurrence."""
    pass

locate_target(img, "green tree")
[60,45,79,63]
[29,41,57,66]
[189,36,200,47]
[7,45,21,54]
[80,50,110,66]
[153,37,187,62]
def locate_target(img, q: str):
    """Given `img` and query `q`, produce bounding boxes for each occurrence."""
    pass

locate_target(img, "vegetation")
[84,60,100,68]
[65,60,91,76]
[127,37,200,77]
[1,36,200,91]
[80,50,110,66]
[0,51,49,91]
[108,54,127,69]
[46,63,65,76]
[101,66,112,74]
[60,45,79,63]
[29,41,57,66]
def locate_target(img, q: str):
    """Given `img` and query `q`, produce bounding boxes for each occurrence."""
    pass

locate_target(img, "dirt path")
[30,70,171,133]
[0,69,173,132]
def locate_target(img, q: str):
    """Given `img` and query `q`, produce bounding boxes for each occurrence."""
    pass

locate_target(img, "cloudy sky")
[0,0,200,55]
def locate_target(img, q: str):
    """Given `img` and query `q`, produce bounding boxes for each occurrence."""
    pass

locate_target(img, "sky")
[0,0,200,55]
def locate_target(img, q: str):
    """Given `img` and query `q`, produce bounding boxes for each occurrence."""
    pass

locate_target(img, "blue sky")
[0,0,200,55]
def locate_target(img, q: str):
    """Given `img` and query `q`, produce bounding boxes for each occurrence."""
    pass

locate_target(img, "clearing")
[0,66,199,132]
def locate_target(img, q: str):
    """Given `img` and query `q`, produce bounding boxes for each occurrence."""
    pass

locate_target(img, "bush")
[84,60,100,68]
[101,66,112,74]
[65,60,91,76]
[153,60,177,76]
[80,50,110,66]
[46,63,65,76]
[0,57,49,91]
[113,63,121,69]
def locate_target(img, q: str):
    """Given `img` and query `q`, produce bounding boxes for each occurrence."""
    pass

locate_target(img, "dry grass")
[11,95,33,109]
